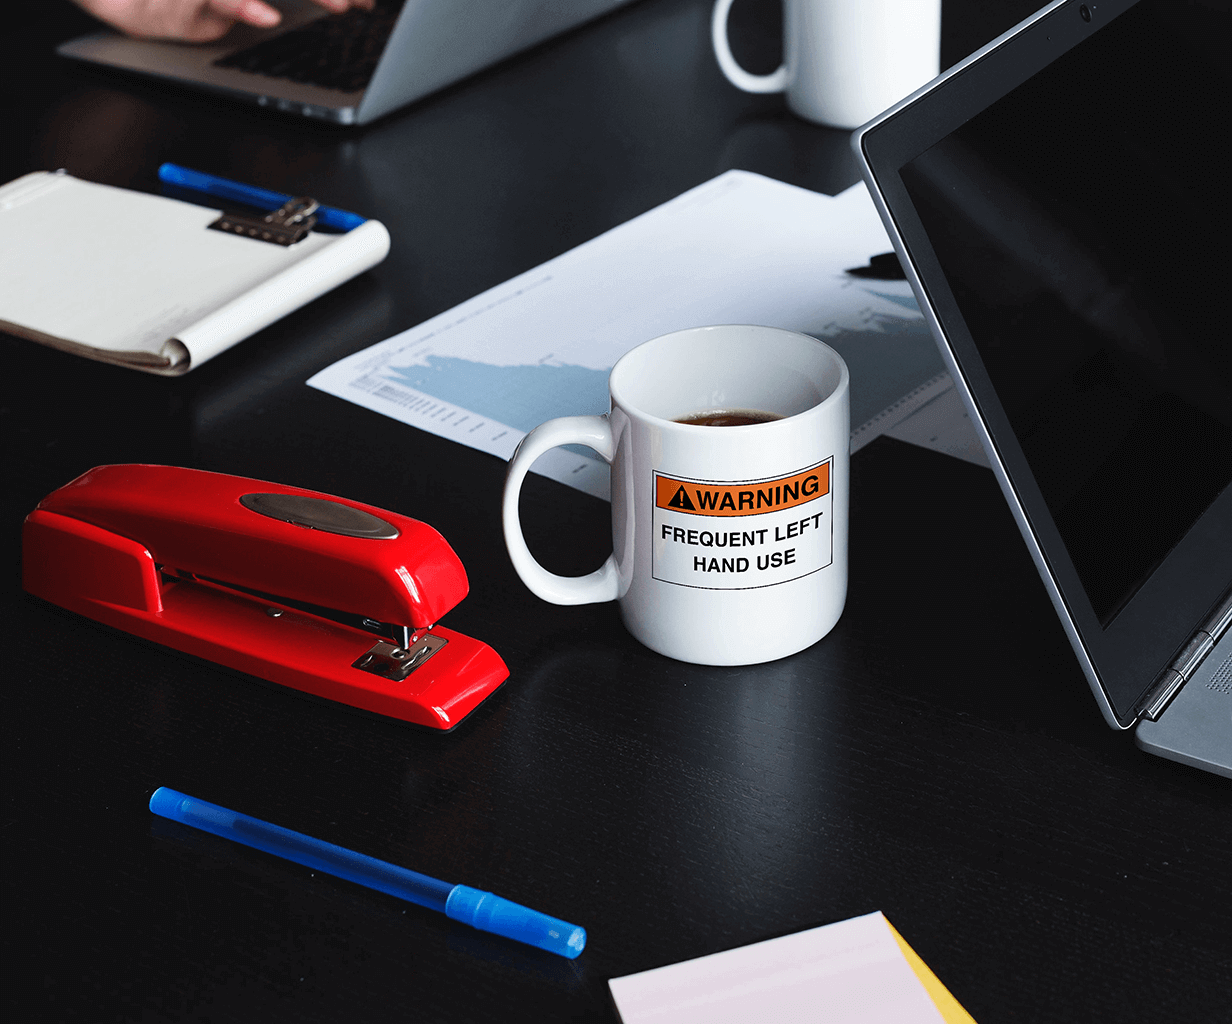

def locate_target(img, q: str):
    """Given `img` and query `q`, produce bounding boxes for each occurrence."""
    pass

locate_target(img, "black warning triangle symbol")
[667,486,695,511]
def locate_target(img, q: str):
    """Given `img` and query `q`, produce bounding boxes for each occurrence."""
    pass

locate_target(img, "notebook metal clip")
[209,196,320,246]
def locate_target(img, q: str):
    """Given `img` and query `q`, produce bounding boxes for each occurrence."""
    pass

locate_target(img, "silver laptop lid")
[852,0,1231,730]
[57,0,637,125]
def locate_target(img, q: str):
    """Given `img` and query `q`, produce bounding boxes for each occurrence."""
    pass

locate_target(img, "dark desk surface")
[4,2,1229,1021]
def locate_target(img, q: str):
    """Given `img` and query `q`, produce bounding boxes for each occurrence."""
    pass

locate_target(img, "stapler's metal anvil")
[22,465,508,730]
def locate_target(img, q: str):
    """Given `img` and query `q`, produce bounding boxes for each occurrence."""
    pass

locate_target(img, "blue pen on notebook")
[149,787,586,959]
[157,163,366,232]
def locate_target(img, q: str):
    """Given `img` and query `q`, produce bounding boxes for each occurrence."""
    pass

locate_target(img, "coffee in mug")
[502,325,850,666]
[675,409,784,427]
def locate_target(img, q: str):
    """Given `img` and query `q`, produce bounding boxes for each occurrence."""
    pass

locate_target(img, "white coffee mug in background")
[711,0,941,129]
[502,325,850,666]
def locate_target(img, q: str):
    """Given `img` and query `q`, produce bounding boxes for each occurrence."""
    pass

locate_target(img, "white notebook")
[0,171,389,375]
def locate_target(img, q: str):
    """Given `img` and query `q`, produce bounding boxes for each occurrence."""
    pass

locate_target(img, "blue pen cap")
[445,885,586,959]
[150,786,191,820]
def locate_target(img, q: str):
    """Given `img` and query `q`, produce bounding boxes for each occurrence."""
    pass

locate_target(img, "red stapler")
[21,465,508,730]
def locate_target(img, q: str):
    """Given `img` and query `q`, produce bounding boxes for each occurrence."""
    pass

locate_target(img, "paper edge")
[884,920,978,1024]
[0,317,184,373]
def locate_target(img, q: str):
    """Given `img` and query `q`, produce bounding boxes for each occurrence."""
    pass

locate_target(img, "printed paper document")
[309,172,983,499]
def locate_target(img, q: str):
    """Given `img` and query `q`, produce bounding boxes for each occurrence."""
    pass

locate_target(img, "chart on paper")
[309,172,983,500]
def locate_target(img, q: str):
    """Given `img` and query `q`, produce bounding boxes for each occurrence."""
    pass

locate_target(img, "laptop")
[56,0,636,125]
[853,0,1230,777]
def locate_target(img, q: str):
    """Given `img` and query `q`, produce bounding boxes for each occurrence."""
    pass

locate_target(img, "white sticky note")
[608,911,947,1024]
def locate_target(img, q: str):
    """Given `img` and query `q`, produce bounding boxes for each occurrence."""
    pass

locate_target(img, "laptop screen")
[858,0,1231,723]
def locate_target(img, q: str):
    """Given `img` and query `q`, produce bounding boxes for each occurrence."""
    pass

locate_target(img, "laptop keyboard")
[214,0,406,94]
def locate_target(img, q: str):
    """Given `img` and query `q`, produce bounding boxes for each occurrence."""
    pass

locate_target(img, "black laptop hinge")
[1138,591,1232,721]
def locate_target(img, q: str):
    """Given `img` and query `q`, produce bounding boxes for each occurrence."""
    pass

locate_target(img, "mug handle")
[502,415,620,605]
[711,0,789,94]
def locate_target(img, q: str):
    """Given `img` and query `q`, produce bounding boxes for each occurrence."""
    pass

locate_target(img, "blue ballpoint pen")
[149,787,586,959]
[157,163,367,232]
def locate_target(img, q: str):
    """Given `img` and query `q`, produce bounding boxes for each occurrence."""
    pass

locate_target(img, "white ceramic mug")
[711,0,941,129]
[502,325,850,666]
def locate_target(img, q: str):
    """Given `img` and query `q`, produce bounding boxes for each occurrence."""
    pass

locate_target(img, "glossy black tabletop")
[4,3,1229,1021]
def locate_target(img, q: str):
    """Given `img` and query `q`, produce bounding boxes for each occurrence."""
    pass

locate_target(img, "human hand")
[73,0,375,44]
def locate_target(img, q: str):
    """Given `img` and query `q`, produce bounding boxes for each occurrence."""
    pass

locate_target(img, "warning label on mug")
[652,459,833,590]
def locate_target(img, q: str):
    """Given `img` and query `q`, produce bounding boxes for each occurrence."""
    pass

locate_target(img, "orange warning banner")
[655,462,830,518]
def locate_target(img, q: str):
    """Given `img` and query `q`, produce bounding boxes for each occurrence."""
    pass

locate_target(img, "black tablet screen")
[900,0,1231,624]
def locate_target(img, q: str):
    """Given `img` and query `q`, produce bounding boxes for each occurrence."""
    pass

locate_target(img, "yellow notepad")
[608,911,976,1023]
